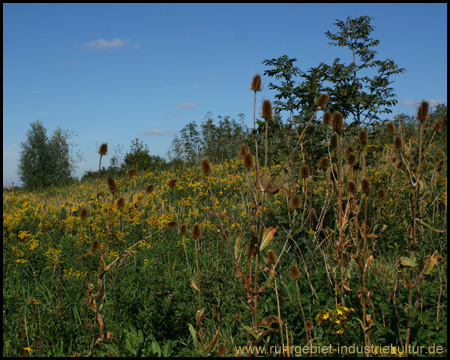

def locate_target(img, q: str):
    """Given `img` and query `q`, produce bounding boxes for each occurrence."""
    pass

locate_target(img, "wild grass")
[3,80,447,357]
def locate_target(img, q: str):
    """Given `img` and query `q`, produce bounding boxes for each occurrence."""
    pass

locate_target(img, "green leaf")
[399,256,418,268]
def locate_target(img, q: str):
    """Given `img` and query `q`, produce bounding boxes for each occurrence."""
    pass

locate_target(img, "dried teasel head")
[192,223,201,239]
[394,135,403,150]
[291,194,301,209]
[330,133,338,147]
[300,165,310,179]
[267,249,276,264]
[289,265,300,280]
[116,196,125,209]
[91,239,100,252]
[126,168,138,177]
[201,158,212,175]
[98,143,108,156]
[331,111,344,132]
[145,184,154,194]
[167,178,178,188]
[305,320,314,331]
[359,129,368,146]
[315,94,329,109]
[217,343,226,356]
[167,221,178,229]
[80,207,88,220]
[107,176,117,194]
[323,111,332,126]
[417,100,429,122]
[441,113,447,128]
[250,74,262,92]
[179,224,187,234]
[243,152,253,169]
[361,177,372,195]
[347,152,356,166]
[239,144,249,158]
[319,157,330,170]
[348,181,356,193]
[261,99,273,119]
[387,122,396,134]
[377,187,386,201]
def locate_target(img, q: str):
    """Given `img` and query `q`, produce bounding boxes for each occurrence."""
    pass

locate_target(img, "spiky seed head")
[179,224,187,234]
[261,99,273,119]
[397,160,404,169]
[243,153,253,169]
[291,194,301,209]
[267,249,276,263]
[346,146,354,156]
[358,129,368,146]
[289,265,300,280]
[192,223,201,239]
[348,181,356,193]
[441,113,447,128]
[201,158,212,175]
[315,94,329,109]
[116,196,125,209]
[394,135,403,150]
[319,157,330,170]
[387,123,396,134]
[167,178,178,188]
[330,134,338,147]
[239,144,249,158]
[145,184,154,194]
[217,343,226,356]
[300,165,310,179]
[167,221,178,229]
[99,143,108,156]
[361,177,372,195]
[323,111,332,126]
[126,168,138,177]
[331,111,344,132]
[377,187,386,201]
[391,156,397,163]
[80,207,88,220]
[250,74,262,92]
[347,152,356,166]
[437,166,443,173]
[91,239,100,252]
[107,176,117,193]
[222,229,230,241]
[432,121,441,131]
[417,100,429,122]
[305,320,314,331]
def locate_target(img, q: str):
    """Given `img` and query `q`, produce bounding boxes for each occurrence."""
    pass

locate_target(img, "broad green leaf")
[399,256,417,268]
[260,226,278,252]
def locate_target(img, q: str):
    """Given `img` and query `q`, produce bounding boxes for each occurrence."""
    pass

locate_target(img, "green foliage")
[18,120,77,189]
[123,138,166,171]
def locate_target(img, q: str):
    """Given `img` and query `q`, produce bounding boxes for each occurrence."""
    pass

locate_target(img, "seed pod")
[239,144,249,158]
[361,177,372,195]
[330,134,338,146]
[261,99,273,119]
[107,176,117,194]
[116,196,125,209]
[300,165,310,179]
[250,74,262,92]
[359,129,368,146]
[126,168,137,177]
[348,181,356,193]
[315,94,329,109]
[80,207,88,220]
[347,152,356,166]
[167,178,178,188]
[167,221,178,229]
[417,100,429,122]
[331,111,344,132]
[377,187,385,201]
[291,194,301,209]
[192,223,201,239]
[305,320,314,331]
[323,111,332,126]
[243,152,253,169]
[145,184,154,194]
[91,239,100,252]
[387,123,395,134]
[201,158,212,175]
[289,265,300,280]
[319,157,330,170]
[394,135,403,150]
[179,224,187,234]
[98,143,108,156]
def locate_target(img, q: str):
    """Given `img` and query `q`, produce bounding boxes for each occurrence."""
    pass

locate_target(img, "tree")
[123,138,166,171]
[18,120,76,189]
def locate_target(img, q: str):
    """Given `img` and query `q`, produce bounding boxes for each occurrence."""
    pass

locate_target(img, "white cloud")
[400,99,417,107]
[143,128,171,135]
[175,101,195,109]
[82,38,125,49]
[401,98,444,108]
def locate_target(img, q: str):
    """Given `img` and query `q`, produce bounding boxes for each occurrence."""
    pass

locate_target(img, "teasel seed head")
[201,158,212,175]
[441,113,447,128]
[267,249,276,264]
[250,74,262,92]
[377,187,386,201]
[80,207,88,220]
[315,94,329,109]
[417,100,429,122]
[394,135,403,150]
[145,184,154,194]
[167,178,178,188]
[361,177,372,195]
[126,168,138,177]
[300,165,310,179]
[330,133,338,147]
[323,111,332,126]
[243,152,253,169]
[432,121,441,131]
[348,181,356,193]
[167,221,178,229]
[261,99,273,119]
[116,196,125,209]
[347,152,356,166]
[179,224,187,234]
[239,144,249,158]
[319,157,330,170]
[305,320,314,332]
[217,343,226,356]
[397,160,404,169]
[359,129,368,146]
[291,194,301,209]
[91,239,100,252]
[98,143,108,156]
[192,223,201,239]
[331,111,344,132]
[437,166,443,173]
[387,122,396,134]
[289,264,300,280]
[107,176,117,194]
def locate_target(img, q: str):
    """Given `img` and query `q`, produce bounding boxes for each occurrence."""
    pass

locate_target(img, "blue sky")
[3,3,447,187]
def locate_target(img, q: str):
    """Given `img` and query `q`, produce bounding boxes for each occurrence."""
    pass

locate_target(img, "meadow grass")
[3,94,447,356]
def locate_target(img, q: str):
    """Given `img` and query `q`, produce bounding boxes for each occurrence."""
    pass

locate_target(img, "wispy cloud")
[175,101,195,109]
[82,38,140,50]
[143,128,175,136]
[401,98,444,108]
